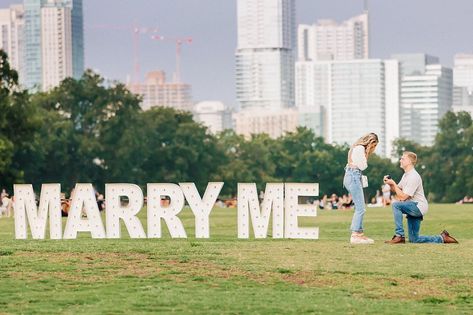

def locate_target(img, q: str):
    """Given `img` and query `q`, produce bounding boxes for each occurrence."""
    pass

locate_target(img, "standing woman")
[343,133,379,244]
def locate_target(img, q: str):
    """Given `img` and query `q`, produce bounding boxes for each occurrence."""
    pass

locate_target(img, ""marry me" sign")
[13,182,319,240]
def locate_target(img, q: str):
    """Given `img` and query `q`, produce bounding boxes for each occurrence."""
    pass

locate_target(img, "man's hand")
[383,176,411,201]
[383,176,396,186]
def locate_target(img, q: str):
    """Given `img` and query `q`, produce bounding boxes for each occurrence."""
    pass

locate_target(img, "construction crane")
[150,35,192,83]
[88,24,159,85]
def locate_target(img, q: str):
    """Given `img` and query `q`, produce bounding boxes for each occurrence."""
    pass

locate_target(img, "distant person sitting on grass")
[456,196,473,204]
[329,194,339,210]
[0,193,12,217]
[382,182,392,206]
[384,151,458,244]
[340,194,353,209]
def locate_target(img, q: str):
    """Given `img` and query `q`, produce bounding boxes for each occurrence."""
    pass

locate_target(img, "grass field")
[0,204,472,314]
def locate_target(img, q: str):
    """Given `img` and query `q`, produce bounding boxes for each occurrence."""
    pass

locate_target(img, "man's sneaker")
[440,230,459,244]
[350,233,375,244]
[384,235,406,244]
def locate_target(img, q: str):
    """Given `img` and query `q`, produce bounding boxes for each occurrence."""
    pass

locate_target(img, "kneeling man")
[384,151,458,244]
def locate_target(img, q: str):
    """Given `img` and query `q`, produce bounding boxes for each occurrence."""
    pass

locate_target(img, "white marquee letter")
[284,183,319,239]
[180,182,223,238]
[14,184,62,239]
[147,183,186,238]
[237,183,284,238]
[63,184,106,239]
[105,184,146,238]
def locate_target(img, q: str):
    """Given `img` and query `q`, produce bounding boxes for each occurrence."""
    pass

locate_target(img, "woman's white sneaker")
[350,233,375,244]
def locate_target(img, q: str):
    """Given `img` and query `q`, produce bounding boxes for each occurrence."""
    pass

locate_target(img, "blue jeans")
[392,201,443,243]
[343,168,365,233]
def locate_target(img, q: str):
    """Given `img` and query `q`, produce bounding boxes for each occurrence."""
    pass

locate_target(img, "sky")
[1,0,473,107]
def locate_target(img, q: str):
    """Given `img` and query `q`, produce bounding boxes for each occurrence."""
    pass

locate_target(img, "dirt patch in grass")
[281,271,338,287]
[159,259,274,285]
[278,270,473,301]
[8,251,160,281]
[6,251,473,303]
[7,252,272,285]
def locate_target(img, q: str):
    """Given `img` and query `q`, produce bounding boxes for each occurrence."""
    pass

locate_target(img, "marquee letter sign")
[13,182,319,240]
[105,183,146,238]
[63,184,106,239]
[237,183,284,239]
[14,184,62,239]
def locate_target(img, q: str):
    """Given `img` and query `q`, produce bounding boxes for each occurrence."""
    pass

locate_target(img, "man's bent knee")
[392,201,403,211]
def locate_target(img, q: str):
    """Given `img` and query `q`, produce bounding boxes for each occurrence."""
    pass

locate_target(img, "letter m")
[14,184,62,239]
[237,183,284,238]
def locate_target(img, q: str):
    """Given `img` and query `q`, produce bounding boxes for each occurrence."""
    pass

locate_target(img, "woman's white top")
[349,145,367,171]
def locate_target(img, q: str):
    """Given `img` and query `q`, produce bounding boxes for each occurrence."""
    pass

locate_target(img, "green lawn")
[1,204,472,314]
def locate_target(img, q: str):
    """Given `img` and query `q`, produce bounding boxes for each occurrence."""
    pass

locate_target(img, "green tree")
[391,138,431,160]
[391,111,473,202]
[103,107,226,191]
[270,127,347,197]
[28,70,142,192]
[428,111,473,202]
[0,50,41,189]
[0,49,18,90]
[214,130,250,196]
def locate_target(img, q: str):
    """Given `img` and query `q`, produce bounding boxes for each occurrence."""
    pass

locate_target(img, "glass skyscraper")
[393,54,453,146]
[71,0,83,79]
[329,60,388,156]
[295,59,401,157]
[452,54,473,116]
[23,0,83,90]
[23,0,41,89]
[235,0,295,110]
[0,4,25,80]
[297,12,369,62]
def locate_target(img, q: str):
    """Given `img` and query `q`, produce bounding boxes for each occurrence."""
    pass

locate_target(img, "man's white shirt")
[398,168,429,215]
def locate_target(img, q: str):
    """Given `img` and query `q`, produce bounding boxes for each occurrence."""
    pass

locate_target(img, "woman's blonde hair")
[352,133,379,156]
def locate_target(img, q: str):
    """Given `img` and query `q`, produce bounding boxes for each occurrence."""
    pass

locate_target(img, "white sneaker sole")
[350,237,375,244]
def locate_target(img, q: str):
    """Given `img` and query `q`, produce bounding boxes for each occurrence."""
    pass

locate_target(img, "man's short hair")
[403,151,417,166]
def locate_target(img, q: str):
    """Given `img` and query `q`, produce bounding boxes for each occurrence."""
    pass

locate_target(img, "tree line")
[0,50,471,202]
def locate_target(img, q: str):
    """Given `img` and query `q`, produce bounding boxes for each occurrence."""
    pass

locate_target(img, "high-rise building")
[295,59,400,157]
[233,107,299,139]
[295,61,329,137]
[297,12,369,62]
[41,0,73,90]
[454,54,473,91]
[295,10,370,143]
[392,53,439,76]
[235,0,296,110]
[70,0,83,79]
[129,71,193,112]
[329,60,399,157]
[452,86,473,117]
[23,0,41,89]
[295,61,330,112]
[193,101,232,134]
[393,54,453,146]
[452,53,473,116]
[297,110,325,138]
[23,0,83,90]
[384,60,401,157]
[0,4,25,80]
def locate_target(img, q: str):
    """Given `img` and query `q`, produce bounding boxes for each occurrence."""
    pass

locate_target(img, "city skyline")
[0,0,472,106]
